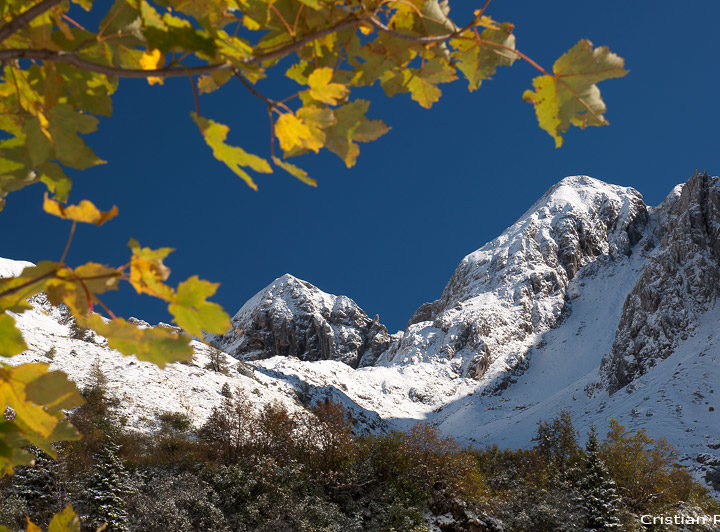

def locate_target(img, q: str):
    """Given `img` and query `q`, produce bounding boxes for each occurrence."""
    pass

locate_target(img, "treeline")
[0,371,717,531]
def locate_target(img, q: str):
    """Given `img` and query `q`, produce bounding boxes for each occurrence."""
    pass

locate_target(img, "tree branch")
[252,14,364,63]
[0,48,235,78]
[233,71,291,113]
[366,10,482,44]
[0,268,59,299]
[0,0,63,44]
[0,14,366,79]
[59,220,76,264]
[188,74,200,115]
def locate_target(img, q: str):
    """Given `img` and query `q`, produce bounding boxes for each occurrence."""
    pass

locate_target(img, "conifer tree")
[9,446,59,526]
[220,382,232,398]
[578,427,623,530]
[83,439,132,531]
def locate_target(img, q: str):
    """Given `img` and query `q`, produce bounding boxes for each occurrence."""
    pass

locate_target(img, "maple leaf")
[523,39,627,147]
[169,276,230,336]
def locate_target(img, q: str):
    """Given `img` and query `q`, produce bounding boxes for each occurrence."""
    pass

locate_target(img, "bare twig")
[269,4,294,36]
[0,0,63,44]
[479,39,550,76]
[292,4,305,36]
[59,220,76,264]
[268,106,276,159]
[233,71,292,113]
[366,8,484,44]
[74,276,94,314]
[92,292,118,321]
[61,14,87,32]
[188,74,200,115]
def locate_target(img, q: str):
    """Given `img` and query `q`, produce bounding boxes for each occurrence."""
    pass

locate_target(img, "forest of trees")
[1,369,717,531]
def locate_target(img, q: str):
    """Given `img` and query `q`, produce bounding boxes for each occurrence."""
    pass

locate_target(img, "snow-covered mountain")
[379,175,648,382]
[5,171,720,489]
[208,273,392,368]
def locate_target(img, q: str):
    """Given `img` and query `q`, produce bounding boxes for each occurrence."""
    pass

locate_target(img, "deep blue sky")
[2,1,719,333]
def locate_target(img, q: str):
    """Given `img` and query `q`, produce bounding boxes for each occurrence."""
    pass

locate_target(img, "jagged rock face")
[386,176,649,378]
[210,274,391,368]
[602,172,720,393]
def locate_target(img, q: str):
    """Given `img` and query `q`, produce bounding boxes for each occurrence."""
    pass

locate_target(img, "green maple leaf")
[523,39,627,147]
[169,276,230,337]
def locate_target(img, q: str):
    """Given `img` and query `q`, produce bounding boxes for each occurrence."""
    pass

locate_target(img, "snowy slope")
[0,257,33,278]
[249,173,720,485]
[7,299,306,430]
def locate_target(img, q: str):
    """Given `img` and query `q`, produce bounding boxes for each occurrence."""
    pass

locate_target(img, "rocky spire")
[388,176,649,378]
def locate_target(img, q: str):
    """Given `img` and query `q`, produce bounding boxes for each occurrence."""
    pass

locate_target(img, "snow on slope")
[250,174,720,486]
[603,172,720,392]
[1,293,304,431]
[0,257,33,278]
[247,176,652,426]
[436,263,720,482]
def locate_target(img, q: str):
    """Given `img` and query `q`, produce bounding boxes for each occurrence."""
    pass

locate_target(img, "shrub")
[157,411,192,433]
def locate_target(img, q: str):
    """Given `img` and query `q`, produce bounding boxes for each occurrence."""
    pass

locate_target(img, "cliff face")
[208,274,391,368]
[602,172,720,392]
[382,176,649,379]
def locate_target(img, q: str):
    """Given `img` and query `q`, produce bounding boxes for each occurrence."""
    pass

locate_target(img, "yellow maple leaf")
[308,67,349,106]
[43,193,118,225]
[128,238,175,301]
[275,113,322,153]
[140,48,165,86]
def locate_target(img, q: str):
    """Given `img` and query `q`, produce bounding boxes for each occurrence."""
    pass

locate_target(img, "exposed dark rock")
[209,274,391,368]
[602,171,720,393]
[407,300,442,327]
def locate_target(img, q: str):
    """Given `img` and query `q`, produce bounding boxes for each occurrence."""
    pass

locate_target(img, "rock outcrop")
[602,171,720,392]
[209,274,391,368]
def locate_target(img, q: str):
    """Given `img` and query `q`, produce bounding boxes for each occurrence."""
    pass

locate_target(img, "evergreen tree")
[577,427,623,530]
[83,439,132,531]
[9,446,59,526]
[205,346,230,375]
[220,382,232,398]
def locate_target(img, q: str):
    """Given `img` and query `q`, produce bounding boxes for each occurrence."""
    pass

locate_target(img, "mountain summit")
[209,273,392,367]
[381,175,648,380]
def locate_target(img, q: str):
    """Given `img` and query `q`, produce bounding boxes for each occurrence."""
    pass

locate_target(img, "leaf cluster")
[0,0,627,201]
[0,236,230,473]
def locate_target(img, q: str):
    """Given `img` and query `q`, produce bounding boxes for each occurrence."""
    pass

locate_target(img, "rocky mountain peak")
[393,176,649,378]
[209,274,391,368]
